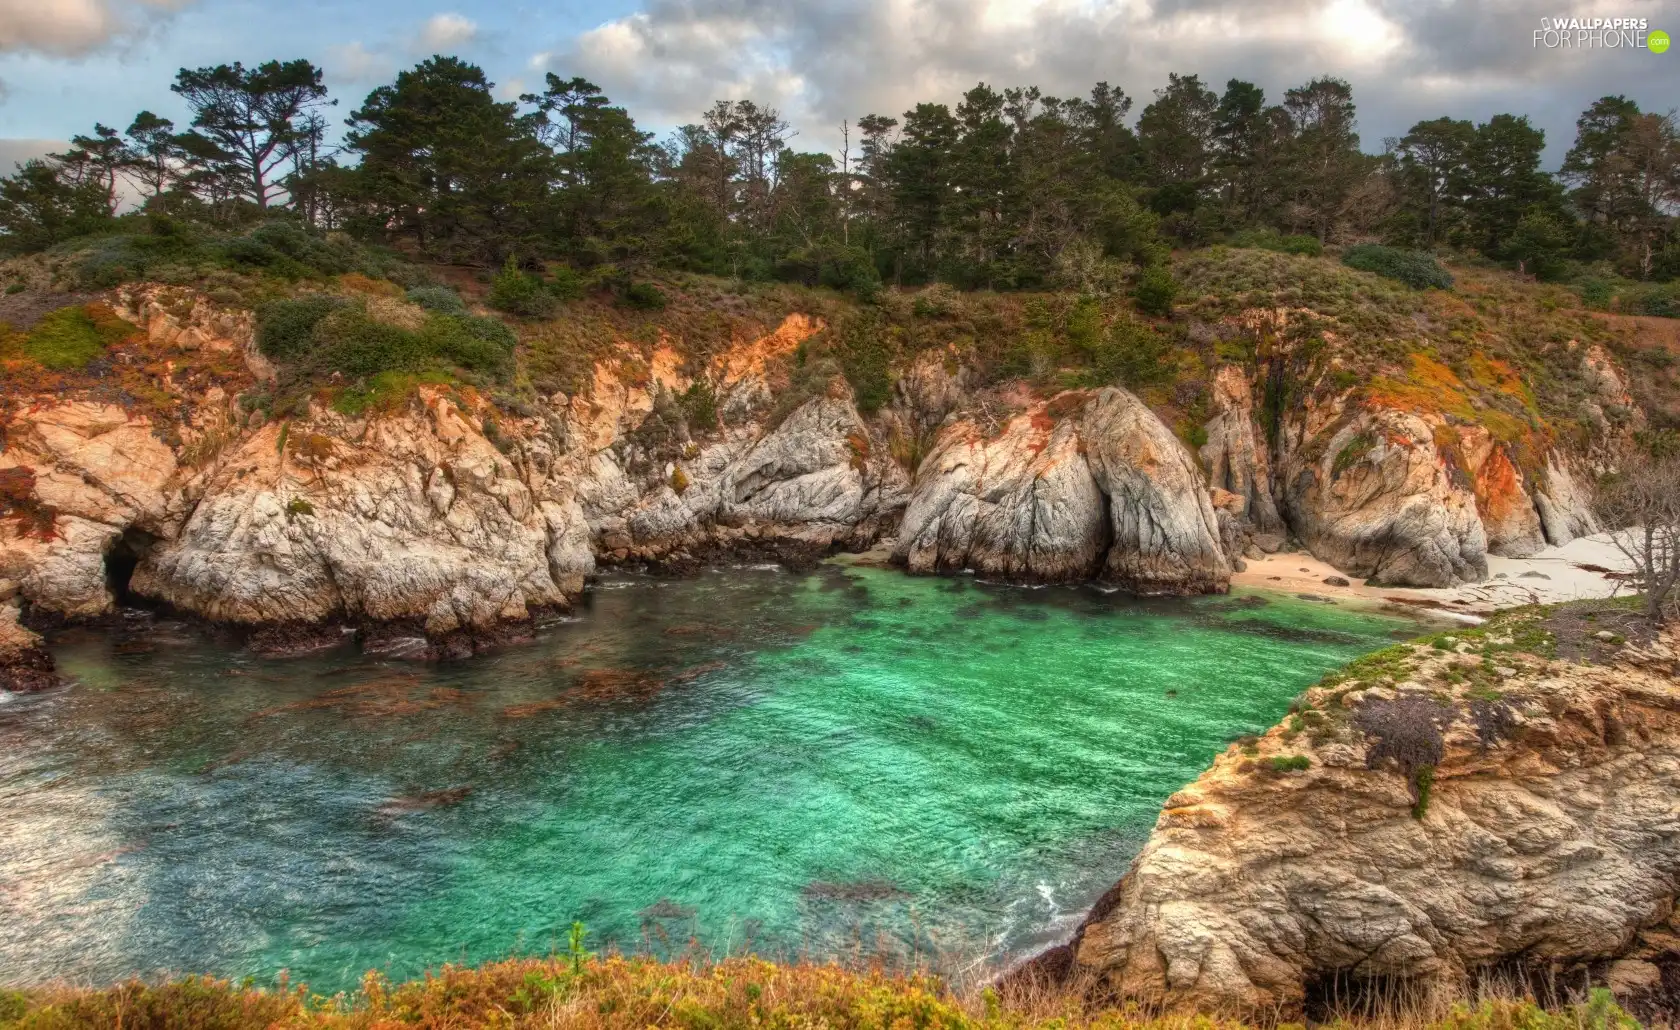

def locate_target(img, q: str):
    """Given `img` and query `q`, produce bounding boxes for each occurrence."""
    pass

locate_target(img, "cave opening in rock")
[104,528,155,606]
[1302,970,1433,1024]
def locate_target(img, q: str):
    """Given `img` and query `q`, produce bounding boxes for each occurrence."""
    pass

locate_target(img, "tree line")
[2,55,1677,290]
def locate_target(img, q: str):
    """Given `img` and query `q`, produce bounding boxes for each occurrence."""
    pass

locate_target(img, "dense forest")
[1,55,1677,305]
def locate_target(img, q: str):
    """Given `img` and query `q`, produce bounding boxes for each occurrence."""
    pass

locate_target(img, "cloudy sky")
[0,0,1675,173]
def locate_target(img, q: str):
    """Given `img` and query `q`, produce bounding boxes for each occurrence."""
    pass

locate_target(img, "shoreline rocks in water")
[0,594,56,692]
[1016,602,1680,1020]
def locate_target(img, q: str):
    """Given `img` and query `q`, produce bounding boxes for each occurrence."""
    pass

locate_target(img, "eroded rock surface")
[1283,409,1488,587]
[1045,616,1680,1018]
[895,388,1230,594]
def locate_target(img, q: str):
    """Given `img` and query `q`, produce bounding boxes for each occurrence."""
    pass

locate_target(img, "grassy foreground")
[0,954,1644,1030]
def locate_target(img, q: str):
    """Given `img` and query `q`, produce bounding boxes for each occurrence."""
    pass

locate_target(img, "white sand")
[1231,533,1637,621]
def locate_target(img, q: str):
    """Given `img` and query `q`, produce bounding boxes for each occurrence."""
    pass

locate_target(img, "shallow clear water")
[0,562,1420,993]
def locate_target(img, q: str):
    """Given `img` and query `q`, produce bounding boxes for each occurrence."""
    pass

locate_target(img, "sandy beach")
[1232,533,1638,621]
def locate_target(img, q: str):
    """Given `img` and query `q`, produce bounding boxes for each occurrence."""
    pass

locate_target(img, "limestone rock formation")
[1534,456,1600,546]
[1199,366,1282,536]
[895,388,1231,594]
[0,593,55,692]
[132,394,581,635]
[1049,618,1680,1018]
[1283,409,1488,587]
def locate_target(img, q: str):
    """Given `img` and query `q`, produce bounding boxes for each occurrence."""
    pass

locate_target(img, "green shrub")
[1412,763,1435,819]
[1268,754,1311,773]
[1131,265,1178,316]
[421,314,516,376]
[23,304,130,369]
[620,281,668,311]
[406,285,466,313]
[308,307,431,379]
[488,257,555,317]
[680,380,719,431]
[1081,315,1171,389]
[285,497,315,517]
[1620,282,1680,318]
[1231,229,1323,257]
[833,311,894,413]
[1342,245,1454,290]
[255,296,344,361]
[548,265,585,302]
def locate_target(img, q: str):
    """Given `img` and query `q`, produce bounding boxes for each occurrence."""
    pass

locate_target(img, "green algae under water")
[0,563,1424,993]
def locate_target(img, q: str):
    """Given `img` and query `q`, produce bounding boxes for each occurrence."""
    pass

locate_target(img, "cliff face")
[893,388,1229,592]
[0,277,1643,684]
[1044,607,1680,1018]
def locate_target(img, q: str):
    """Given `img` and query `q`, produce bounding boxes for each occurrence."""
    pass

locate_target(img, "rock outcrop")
[1041,611,1680,1018]
[0,591,55,692]
[1199,366,1282,536]
[0,299,921,652]
[1283,409,1488,587]
[895,388,1231,593]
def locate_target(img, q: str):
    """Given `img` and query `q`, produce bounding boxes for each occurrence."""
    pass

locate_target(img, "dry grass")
[0,954,1642,1030]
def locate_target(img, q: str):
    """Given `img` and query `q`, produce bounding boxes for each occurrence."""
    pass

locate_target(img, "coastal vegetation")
[0,954,1644,1030]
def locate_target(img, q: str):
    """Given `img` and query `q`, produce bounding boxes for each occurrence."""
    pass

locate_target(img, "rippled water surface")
[0,562,1421,992]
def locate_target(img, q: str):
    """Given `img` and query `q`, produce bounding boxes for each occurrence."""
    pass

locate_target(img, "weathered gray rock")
[895,389,1230,593]
[1200,365,1283,535]
[1535,455,1600,546]
[1284,410,1487,587]
[1052,632,1680,1018]
[896,403,1107,582]
[133,396,579,634]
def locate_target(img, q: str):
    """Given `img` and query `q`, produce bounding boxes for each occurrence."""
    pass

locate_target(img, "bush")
[1231,229,1323,257]
[679,381,719,432]
[257,297,517,389]
[1131,265,1178,316]
[488,257,555,317]
[1620,282,1680,318]
[833,311,894,413]
[421,314,517,376]
[619,281,668,311]
[1081,315,1172,389]
[256,296,344,361]
[406,286,466,314]
[547,265,585,302]
[1342,244,1454,290]
[309,307,431,379]
[1268,754,1312,773]
[1575,278,1614,309]
[1355,694,1449,812]
[19,303,132,369]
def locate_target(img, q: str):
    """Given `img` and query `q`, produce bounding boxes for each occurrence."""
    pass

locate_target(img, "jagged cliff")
[1028,604,1680,1019]
[0,253,1653,685]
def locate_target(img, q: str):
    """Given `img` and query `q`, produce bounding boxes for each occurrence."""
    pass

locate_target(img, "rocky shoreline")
[1010,601,1680,1021]
[4,284,1674,1022]
[0,285,1631,693]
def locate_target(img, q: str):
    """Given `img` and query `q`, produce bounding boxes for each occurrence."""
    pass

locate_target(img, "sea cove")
[0,564,1418,994]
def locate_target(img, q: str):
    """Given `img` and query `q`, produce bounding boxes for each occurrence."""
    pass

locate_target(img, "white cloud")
[0,0,191,57]
[418,12,477,51]
[327,41,395,83]
[0,138,65,173]
[535,0,1675,163]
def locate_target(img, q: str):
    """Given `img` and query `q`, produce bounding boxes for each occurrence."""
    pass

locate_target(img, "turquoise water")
[0,563,1420,993]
